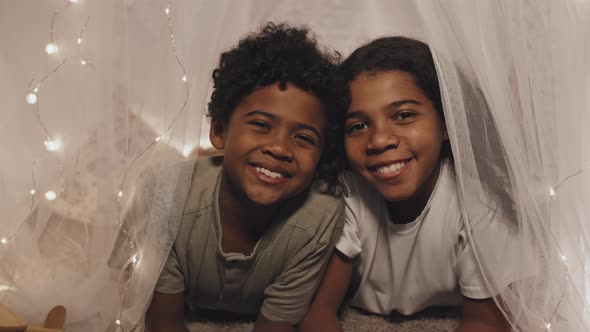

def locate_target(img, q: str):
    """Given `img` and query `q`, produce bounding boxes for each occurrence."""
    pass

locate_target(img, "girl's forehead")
[348,71,430,110]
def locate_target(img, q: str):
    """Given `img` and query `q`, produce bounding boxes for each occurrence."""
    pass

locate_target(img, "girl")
[300,36,519,332]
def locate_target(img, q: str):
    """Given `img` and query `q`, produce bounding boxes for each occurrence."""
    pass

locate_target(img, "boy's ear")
[209,117,227,150]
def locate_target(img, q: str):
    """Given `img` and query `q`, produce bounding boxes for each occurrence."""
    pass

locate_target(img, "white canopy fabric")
[0,1,588,331]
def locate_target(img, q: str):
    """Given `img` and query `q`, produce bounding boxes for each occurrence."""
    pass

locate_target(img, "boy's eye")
[249,120,270,130]
[346,122,368,134]
[295,134,316,145]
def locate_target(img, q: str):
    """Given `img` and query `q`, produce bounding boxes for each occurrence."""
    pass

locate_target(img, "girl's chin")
[377,186,415,203]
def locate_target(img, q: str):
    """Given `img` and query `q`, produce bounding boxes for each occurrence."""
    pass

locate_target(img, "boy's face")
[344,70,448,202]
[210,82,326,206]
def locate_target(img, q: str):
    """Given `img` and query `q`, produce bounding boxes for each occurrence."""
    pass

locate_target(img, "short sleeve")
[456,209,521,300]
[260,202,344,324]
[154,246,185,294]
[335,177,362,258]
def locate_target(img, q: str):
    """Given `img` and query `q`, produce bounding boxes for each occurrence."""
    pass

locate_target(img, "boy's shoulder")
[284,187,344,235]
[192,155,223,180]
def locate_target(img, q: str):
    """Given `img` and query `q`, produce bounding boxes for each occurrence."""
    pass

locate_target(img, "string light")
[69,0,79,3]
[546,167,590,327]
[117,190,123,198]
[77,38,82,44]
[45,43,58,55]
[30,189,36,195]
[113,3,191,329]
[0,238,7,245]
[44,190,57,201]
[25,92,38,105]
[44,138,62,151]
[80,58,87,65]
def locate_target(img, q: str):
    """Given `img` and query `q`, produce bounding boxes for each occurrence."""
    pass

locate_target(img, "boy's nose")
[367,127,399,155]
[261,135,293,162]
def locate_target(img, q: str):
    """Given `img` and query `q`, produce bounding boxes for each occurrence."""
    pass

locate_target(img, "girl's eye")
[249,120,270,130]
[346,122,368,134]
[394,111,416,121]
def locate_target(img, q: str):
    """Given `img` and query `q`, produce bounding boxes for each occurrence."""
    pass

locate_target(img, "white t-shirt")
[336,159,516,315]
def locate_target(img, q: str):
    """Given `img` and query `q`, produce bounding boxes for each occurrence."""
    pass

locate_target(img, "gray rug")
[186,306,461,332]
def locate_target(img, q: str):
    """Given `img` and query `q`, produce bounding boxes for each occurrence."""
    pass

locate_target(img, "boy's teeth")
[376,161,406,174]
[255,166,284,179]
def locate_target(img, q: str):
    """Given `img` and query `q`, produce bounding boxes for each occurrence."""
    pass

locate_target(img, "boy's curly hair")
[207,22,344,196]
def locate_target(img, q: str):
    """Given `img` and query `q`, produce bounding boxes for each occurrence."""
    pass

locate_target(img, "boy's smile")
[210,82,326,207]
[344,71,448,205]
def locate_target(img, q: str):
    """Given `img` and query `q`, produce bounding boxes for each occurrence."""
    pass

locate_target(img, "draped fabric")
[0,1,588,331]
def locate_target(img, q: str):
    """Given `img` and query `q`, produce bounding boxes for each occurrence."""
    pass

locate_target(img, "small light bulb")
[182,146,193,158]
[69,0,79,3]
[155,136,161,142]
[118,190,123,198]
[44,138,62,151]
[77,38,82,44]
[549,187,556,197]
[545,322,551,329]
[30,189,36,195]
[45,43,58,54]
[0,238,7,244]
[561,255,567,261]
[181,74,187,82]
[33,87,39,93]
[80,59,87,65]
[45,190,57,201]
[115,319,121,325]
[131,254,138,264]
[165,7,170,15]
[26,93,38,105]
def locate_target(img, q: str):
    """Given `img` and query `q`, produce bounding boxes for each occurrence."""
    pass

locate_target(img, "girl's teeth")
[376,161,406,174]
[255,166,284,179]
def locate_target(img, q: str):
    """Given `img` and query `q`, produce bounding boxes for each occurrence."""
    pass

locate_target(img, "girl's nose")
[366,125,400,155]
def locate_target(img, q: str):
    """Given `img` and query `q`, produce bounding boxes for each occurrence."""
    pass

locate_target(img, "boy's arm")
[253,315,295,332]
[455,296,510,332]
[297,250,353,332]
[145,291,189,332]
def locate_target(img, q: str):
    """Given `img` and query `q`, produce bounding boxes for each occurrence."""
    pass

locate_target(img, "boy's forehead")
[234,83,326,130]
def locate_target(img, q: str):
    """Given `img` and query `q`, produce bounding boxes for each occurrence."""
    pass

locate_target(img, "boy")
[145,23,344,332]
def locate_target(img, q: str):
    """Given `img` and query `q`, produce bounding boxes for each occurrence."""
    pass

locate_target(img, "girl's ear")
[209,117,226,150]
[442,123,449,141]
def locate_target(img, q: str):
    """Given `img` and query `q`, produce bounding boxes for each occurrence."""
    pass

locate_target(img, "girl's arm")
[456,296,510,332]
[297,250,354,332]
[145,291,189,332]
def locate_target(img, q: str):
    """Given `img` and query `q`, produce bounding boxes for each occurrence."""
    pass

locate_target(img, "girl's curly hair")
[207,22,344,196]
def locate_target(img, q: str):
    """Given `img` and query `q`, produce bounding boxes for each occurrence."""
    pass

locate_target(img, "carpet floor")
[186,306,461,332]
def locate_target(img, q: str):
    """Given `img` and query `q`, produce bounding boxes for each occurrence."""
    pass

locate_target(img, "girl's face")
[344,70,448,203]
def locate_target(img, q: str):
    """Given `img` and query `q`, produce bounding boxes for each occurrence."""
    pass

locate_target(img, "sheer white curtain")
[416,1,590,330]
[0,1,587,331]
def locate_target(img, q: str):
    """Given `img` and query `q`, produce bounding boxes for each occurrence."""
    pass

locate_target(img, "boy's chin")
[244,191,289,207]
